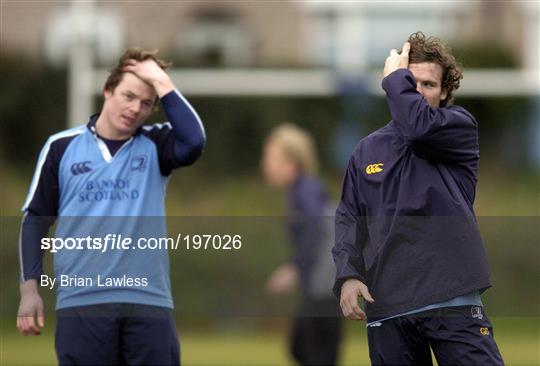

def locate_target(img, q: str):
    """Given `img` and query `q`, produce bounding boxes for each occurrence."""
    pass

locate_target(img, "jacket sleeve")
[289,179,327,274]
[382,69,479,164]
[332,156,367,299]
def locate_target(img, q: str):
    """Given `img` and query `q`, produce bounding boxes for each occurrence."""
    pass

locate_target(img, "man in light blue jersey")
[17,48,206,365]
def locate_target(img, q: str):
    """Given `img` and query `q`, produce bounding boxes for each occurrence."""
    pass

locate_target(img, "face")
[408,62,448,108]
[261,141,297,189]
[101,72,157,138]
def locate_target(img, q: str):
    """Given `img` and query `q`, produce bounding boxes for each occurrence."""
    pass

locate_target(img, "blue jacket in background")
[288,175,335,299]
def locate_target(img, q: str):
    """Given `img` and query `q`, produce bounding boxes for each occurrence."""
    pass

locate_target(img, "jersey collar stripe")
[93,133,134,163]
[142,122,172,131]
[22,126,86,212]
[95,134,113,163]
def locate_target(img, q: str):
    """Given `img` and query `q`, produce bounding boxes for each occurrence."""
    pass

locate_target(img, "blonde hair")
[266,123,318,175]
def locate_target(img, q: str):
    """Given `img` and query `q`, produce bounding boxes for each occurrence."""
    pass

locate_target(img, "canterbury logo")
[480,327,490,336]
[365,163,384,175]
[70,161,92,175]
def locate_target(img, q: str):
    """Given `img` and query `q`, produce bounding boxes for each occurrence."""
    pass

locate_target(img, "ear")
[103,88,113,100]
[440,88,448,102]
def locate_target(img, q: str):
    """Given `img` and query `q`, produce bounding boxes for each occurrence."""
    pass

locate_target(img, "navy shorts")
[366,305,504,365]
[55,303,180,366]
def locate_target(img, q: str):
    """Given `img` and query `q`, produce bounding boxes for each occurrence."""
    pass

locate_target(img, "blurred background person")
[262,123,343,366]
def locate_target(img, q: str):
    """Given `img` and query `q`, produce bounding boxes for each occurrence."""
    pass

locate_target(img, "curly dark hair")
[406,31,462,106]
[103,48,172,105]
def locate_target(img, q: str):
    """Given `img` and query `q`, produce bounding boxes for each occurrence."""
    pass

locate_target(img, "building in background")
[1,1,537,69]
[1,1,305,67]
[1,0,538,165]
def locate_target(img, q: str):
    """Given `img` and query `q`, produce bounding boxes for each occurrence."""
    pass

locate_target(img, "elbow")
[181,152,202,167]
[193,134,206,153]
[188,135,206,156]
[189,136,206,163]
[175,138,205,166]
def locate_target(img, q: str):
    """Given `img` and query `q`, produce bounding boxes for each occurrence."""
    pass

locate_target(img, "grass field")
[1,165,538,365]
[1,317,538,365]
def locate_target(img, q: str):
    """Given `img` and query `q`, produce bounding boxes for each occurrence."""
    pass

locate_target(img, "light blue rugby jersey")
[21,90,205,310]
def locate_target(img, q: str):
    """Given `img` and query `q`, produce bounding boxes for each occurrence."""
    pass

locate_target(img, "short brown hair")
[104,48,171,104]
[407,31,462,106]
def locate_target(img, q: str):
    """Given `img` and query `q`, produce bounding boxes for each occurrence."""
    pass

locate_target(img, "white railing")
[93,68,539,97]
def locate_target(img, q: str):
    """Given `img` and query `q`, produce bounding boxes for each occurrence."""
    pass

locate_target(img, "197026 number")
[183,234,242,250]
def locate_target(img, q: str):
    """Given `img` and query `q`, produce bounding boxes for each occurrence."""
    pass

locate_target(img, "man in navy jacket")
[332,32,504,365]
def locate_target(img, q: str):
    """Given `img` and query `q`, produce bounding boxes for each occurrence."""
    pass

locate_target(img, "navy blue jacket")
[332,69,492,318]
[287,175,331,296]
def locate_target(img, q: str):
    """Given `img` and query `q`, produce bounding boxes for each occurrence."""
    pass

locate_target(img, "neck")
[285,171,301,189]
[95,113,132,140]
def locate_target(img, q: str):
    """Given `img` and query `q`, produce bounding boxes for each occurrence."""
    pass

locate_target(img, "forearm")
[20,212,50,282]
[382,69,436,139]
[383,69,472,136]
[160,89,206,165]
[382,69,477,162]
[333,199,366,298]
[333,217,366,280]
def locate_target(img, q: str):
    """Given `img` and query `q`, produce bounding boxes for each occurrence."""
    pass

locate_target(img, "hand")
[123,59,175,97]
[339,278,374,321]
[383,42,410,78]
[266,263,299,295]
[17,280,45,336]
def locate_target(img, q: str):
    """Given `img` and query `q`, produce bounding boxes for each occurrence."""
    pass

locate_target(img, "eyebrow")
[123,90,154,103]
[416,77,439,85]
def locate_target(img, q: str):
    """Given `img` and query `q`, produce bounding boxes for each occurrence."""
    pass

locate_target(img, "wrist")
[20,279,39,295]
[343,277,363,287]
[152,76,175,98]
[384,67,406,79]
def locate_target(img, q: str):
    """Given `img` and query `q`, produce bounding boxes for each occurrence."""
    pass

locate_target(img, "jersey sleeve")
[19,212,54,281]
[144,89,206,176]
[20,134,77,281]
[382,69,479,164]
[332,155,368,298]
